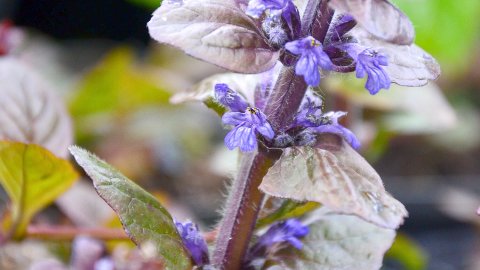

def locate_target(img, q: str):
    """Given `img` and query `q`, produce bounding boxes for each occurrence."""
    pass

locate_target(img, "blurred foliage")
[0,142,78,239]
[70,47,170,118]
[69,47,172,144]
[125,0,160,10]
[393,0,480,76]
[386,234,428,270]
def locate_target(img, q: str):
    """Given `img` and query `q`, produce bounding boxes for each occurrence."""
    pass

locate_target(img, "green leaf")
[0,141,78,239]
[393,0,480,75]
[69,146,192,270]
[267,213,396,270]
[257,200,320,229]
[69,47,171,118]
[386,234,428,270]
[125,0,160,10]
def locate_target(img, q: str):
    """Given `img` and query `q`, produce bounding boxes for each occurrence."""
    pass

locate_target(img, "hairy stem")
[212,1,334,269]
[212,147,281,269]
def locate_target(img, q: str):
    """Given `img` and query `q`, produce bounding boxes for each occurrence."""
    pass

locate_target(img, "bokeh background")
[1,0,480,269]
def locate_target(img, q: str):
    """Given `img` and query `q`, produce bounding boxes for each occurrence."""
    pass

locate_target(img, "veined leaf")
[329,0,415,45]
[260,134,407,229]
[267,213,396,270]
[69,146,192,270]
[147,0,279,74]
[0,57,73,158]
[0,141,78,239]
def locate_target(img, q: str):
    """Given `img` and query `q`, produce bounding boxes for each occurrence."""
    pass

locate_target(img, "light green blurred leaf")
[69,146,192,270]
[386,234,428,270]
[70,47,171,118]
[0,141,78,239]
[257,200,320,229]
[393,0,480,75]
[126,0,160,10]
[266,214,396,270]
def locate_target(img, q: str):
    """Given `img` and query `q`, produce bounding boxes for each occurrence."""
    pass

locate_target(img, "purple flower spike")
[175,221,209,266]
[214,83,249,112]
[285,36,333,86]
[222,107,274,152]
[309,111,361,149]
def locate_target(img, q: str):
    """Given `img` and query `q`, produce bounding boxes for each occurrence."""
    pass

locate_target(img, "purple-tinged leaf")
[266,213,396,270]
[69,146,193,270]
[0,57,73,158]
[260,134,407,229]
[351,28,441,87]
[148,0,279,74]
[170,63,282,113]
[329,0,415,45]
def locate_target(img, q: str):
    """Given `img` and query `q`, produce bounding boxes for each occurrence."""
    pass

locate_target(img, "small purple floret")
[175,221,209,266]
[343,44,391,95]
[285,36,333,86]
[356,49,391,94]
[245,218,309,265]
[293,95,323,128]
[259,219,309,249]
[214,83,249,112]
[309,111,361,149]
[222,107,275,152]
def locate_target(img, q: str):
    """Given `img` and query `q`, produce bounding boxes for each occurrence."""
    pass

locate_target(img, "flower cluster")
[215,84,359,151]
[214,83,274,152]
[247,0,392,94]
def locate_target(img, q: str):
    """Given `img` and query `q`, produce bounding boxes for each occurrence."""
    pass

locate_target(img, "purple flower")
[175,221,209,266]
[245,219,309,265]
[309,111,361,149]
[285,36,333,86]
[247,0,296,23]
[223,107,274,152]
[292,94,323,128]
[343,44,391,95]
[214,83,249,112]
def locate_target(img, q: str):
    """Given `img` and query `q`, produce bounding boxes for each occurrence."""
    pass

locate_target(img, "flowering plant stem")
[212,1,334,269]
